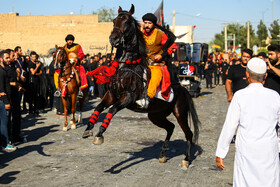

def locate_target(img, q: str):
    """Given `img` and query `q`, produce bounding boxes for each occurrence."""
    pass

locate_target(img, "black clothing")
[0,65,11,105]
[28,61,41,84]
[28,61,41,113]
[87,62,98,87]
[87,62,98,71]
[214,63,220,85]
[220,62,229,85]
[227,64,248,94]
[264,64,280,94]
[6,63,22,143]
[205,61,215,88]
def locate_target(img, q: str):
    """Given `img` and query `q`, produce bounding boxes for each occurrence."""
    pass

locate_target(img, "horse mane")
[133,18,147,59]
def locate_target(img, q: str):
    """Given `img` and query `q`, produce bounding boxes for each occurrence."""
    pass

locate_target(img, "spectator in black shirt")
[0,50,17,151]
[6,49,24,143]
[220,58,229,85]
[225,48,252,102]
[28,51,42,114]
[265,44,280,94]
[204,57,215,88]
[213,59,221,86]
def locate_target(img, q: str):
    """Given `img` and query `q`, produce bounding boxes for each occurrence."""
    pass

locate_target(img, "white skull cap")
[247,57,267,74]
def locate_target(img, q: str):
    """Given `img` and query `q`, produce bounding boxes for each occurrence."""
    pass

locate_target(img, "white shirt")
[216,83,280,187]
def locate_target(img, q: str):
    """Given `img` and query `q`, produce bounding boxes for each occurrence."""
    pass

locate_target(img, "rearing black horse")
[83,4,200,167]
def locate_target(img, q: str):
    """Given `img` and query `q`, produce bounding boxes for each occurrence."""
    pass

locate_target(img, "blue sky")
[1,0,279,43]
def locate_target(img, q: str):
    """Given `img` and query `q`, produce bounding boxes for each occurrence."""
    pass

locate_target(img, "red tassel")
[61,85,67,97]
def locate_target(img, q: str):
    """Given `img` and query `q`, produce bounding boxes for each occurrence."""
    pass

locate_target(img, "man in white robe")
[216,57,280,187]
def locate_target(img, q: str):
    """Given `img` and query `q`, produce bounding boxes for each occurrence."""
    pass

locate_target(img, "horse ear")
[129,4,135,15]
[118,6,122,13]
[55,44,58,49]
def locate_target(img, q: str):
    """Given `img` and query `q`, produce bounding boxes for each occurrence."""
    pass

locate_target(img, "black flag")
[154,1,164,26]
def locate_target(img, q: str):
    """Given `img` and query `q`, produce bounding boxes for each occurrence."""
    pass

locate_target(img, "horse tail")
[184,88,200,144]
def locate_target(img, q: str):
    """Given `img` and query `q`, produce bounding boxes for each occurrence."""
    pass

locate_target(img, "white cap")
[247,57,267,74]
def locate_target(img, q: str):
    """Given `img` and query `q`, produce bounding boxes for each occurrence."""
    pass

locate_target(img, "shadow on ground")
[104,140,203,174]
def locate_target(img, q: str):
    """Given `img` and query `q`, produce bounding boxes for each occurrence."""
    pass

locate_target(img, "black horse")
[83,4,200,167]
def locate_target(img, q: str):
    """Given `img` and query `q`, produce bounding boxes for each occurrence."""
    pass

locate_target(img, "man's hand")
[227,94,233,103]
[267,61,273,70]
[216,157,225,170]
[36,62,41,68]
[0,92,6,97]
[5,104,11,110]
[154,54,162,62]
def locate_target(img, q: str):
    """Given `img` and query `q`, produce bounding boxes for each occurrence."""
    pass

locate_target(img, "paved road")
[0,82,234,187]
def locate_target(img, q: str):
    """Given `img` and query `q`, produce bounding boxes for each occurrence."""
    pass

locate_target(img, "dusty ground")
[0,81,235,187]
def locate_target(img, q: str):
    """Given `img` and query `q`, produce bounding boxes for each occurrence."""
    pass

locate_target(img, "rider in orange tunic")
[64,34,88,97]
[141,13,177,100]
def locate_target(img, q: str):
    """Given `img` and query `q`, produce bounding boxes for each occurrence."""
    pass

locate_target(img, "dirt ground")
[0,81,235,187]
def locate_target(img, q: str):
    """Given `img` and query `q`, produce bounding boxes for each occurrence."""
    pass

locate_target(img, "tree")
[92,6,117,22]
[256,20,268,47]
[212,22,258,50]
[269,20,280,45]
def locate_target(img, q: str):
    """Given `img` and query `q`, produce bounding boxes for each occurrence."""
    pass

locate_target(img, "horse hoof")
[93,136,104,145]
[181,160,189,168]
[62,127,68,131]
[82,130,93,139]
[71,125,76,129]
[159,156,167,163]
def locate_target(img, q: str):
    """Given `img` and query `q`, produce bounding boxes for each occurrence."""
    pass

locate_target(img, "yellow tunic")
[143,28,165,99]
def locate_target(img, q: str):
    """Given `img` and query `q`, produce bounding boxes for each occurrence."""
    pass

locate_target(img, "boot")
[78,88,83,98]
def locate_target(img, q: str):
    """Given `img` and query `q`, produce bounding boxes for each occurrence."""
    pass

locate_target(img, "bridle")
[112,11,136,49]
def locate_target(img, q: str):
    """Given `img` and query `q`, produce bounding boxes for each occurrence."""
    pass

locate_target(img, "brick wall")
[0,13,113,56]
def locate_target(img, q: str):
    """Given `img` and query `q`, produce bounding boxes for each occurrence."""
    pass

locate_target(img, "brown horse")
[82,5,200,168]
[53,45,88,131]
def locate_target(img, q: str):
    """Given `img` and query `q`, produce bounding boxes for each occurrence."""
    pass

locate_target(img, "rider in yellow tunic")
[142,13,177,99]
[54,34,88,97]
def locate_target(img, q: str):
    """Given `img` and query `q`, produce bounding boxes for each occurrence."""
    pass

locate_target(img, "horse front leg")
[70,93,77,130]
[82,91,116,138]
[93,94,132,145]
[61,97,68,131]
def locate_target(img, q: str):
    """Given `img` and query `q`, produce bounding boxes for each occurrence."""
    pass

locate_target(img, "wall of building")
[0,13,113,56]
[170,25,193,44]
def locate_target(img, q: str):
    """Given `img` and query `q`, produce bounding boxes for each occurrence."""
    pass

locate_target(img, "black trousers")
[8,92,21,142]
[205,72,213,88]
[222,73,227,85]
[28,82,40,113]
[214,73,220,85]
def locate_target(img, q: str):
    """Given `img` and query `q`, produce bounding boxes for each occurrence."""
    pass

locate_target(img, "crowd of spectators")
[0,46,114,151]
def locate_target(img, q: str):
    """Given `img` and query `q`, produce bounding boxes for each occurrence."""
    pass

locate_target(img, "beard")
[144,27,154,34]
[269,57,278,65]
[3,61,8,67]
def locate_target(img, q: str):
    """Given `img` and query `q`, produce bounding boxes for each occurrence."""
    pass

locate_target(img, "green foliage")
[269,20,280,45]
[92,6,117,22]
[212,22,259,50]
[256,20,268,47]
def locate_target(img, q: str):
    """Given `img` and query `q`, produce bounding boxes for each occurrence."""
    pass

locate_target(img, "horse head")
[109,4,135,48]
[54,45,68,69]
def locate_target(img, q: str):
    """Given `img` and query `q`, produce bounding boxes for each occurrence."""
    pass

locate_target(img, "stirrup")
[54,90,61,97]
[77,90,83,98]
[136,98,150,109]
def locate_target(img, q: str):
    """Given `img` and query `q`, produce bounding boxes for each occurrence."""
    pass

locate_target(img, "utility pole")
[247,21,250,48]
[224,23,227,51]
[172,10,175,33]
[233,34,236,50]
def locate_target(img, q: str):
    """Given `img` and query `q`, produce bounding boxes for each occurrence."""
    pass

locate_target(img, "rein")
[59,68,75,85]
